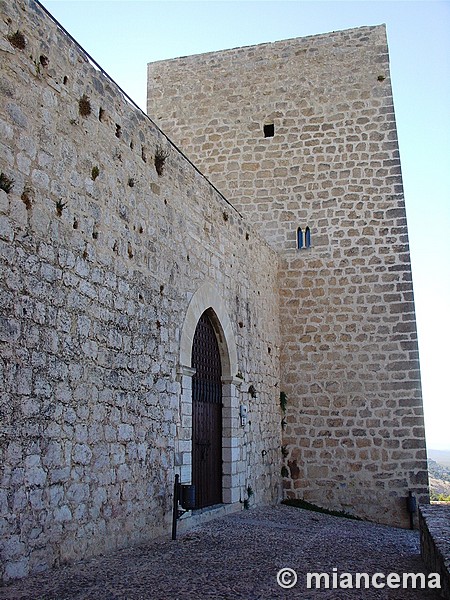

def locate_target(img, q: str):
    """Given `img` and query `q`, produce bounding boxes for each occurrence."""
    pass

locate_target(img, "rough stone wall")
[147,25,429,527]
[0,0,281,582]
[419,504,450,599]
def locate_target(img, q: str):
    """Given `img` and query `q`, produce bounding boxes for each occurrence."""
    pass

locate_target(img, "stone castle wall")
[147,25,429,527]
[0,0,281,582]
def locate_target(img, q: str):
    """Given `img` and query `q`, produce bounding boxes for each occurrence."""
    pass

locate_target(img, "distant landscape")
[428,449,450,501]
[428,449,450,467]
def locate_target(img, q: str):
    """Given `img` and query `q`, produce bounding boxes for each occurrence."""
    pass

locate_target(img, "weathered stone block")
[5,559,29,581]
[72,444,92,466]
[0,189,8,213]
[54,505,72,523]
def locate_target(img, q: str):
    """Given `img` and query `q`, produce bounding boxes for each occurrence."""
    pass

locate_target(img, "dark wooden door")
[192,311,222,508]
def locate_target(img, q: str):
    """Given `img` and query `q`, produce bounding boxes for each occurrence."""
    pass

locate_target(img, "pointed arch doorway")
[191,310,223,508]
[178,282,242,509]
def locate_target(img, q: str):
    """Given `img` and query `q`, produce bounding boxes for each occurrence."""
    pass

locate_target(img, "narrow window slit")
[305,226,311,248]
[297,227,303,250]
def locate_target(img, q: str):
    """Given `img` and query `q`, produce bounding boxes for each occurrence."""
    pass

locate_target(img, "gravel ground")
[0,504,444,600]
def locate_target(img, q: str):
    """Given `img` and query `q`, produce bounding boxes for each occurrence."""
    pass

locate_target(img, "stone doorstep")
[419,504,450,600]
[176,501,242,534]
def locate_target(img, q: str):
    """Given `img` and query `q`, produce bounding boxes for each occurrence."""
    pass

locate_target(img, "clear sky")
[40,0,450,451]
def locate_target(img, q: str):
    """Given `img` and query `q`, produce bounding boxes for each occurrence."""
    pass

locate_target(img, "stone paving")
[0,505,444,599]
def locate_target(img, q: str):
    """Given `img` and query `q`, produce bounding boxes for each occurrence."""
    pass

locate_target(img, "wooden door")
[192,311,223,508]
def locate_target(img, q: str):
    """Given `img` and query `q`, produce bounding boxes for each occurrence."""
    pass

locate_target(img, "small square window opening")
[264,124,274,138]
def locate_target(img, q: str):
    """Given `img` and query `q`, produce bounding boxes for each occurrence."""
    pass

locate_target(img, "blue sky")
[40,0,450,450]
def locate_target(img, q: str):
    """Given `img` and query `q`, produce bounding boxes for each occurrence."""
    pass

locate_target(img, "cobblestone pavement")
[0,505,444,599]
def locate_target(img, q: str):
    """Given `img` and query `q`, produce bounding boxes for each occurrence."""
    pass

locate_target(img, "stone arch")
[179,282,237,378]
[177,282,242,506]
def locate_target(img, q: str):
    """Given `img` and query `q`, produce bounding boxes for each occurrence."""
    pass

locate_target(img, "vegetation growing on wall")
[78,94,92,117]
[0,173,14,193]
[21,187,33,210]
[282,498,361,520]
[7,30,26,49]
[154,145,169,176]
[55,199,66,216]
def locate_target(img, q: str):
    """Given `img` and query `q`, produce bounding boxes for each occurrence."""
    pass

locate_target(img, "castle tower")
[147,25,429,527]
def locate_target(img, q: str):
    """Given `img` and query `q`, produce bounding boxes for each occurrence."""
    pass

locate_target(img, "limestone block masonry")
[419,505,450,599]
[0,0,281,582]
[148,25,429,526]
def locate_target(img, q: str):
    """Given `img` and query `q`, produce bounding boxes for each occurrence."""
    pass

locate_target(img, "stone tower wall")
[147,26,429,527]
[0,0,281,582]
